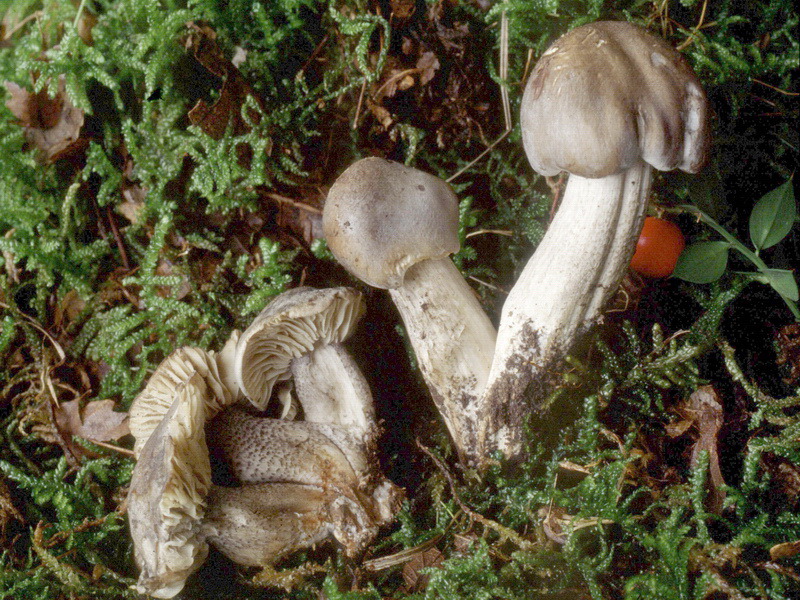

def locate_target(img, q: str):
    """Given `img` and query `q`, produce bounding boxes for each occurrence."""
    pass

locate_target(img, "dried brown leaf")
[770,540,800,560]
[416,51,440,86]
[185,23,264,141]
[4,76,85,162]
[402,547,443,593]
[53,398,130,447]
[671,385,727,513]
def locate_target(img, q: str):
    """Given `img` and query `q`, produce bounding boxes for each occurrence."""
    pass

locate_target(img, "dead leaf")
[669,385,727,513]
[4,76,85,162]
[185,23,265,141]
[53,290,86,331]
[118,183,147,224]
[770,540,800,560]
[416,51,440,86]
[53,398,129,449]
[776,323,800,385]
[80,400,130,441]
[0,477,23,538]
[402,547,443,593]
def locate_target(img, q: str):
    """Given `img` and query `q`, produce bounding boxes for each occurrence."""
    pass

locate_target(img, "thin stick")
[264,192,322,214]
[352,78,367,130]
[465,228,513,239]
[106,206,130,271]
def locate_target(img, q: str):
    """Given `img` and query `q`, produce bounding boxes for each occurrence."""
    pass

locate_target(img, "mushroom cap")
[127,372,211,599]
[234,287,365,411]
[323,157,460,289]
[128,331,240,458]
[520,21,710,178]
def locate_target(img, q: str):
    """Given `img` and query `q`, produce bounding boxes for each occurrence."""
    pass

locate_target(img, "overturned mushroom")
[479,21,710,461]
[127,371,213,598]
[234,287,371,434]
[129,289,401,596]
[323,158,497,463]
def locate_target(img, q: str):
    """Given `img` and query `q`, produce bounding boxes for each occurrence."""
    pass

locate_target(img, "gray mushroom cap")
[520,21,710,179]
[323,157,460,290]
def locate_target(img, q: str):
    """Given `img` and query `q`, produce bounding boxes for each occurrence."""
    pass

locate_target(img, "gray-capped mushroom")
[479,21,710,461]
[129,333,239,458]
[323,157,497,464]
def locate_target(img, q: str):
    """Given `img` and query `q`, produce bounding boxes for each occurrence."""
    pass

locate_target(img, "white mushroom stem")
[387,257,497,461]
[479,160,651,460]
[290,343,375,439]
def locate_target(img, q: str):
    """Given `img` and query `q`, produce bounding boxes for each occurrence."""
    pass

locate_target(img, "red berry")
[630,217,685,278]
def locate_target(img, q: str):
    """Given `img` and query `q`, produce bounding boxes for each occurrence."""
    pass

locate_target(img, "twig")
[468,276,506,295]
[106,206,130,271]
[465,229,512,239]
[0,300,65,361]
[752,79,800,96]
[264,193,322,215]
[83,439,135,457]
[352,78,367,130]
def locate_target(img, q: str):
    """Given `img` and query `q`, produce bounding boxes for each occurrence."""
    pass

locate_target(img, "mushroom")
[127,371,213,598]
[129,288,402,596]
[234,286,372,437]
[230,285,403,520]
[479,21,710,461]
[129,332,239,458]
[128,370,394,597]
[323,157,497,463]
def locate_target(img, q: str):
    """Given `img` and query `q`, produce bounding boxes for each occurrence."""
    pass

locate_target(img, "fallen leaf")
[53,398,129,449]
[185,23,265,141]
[118,184,146,224]
[53,289,86,331]
[416,51,440,86]
[669,385,727,513]
[80,400,130,441]
[776,323,800,385]
[0,477,23,539]
[4,76,85,162]
[770,540,800,560]
[402,547,443,593]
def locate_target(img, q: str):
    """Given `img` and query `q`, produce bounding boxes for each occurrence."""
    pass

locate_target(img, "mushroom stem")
[479,160,651,460]
[290,343,375,438]
[388,257,497,462]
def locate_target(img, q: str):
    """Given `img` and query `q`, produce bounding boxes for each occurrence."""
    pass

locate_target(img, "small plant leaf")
[672,241,730,283]
[749,180,797,251]
[763,269,800,301]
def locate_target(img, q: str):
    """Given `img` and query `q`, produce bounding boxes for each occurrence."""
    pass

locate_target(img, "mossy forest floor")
[1,1,799,599]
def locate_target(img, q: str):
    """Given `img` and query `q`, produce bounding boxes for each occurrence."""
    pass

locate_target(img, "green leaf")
[762,269,800,301]
[672,241,730,283]
[749,180,797,251]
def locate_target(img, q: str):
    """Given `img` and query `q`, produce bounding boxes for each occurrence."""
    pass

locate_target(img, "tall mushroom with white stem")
[478,21,711,462]
[323,157,497,464]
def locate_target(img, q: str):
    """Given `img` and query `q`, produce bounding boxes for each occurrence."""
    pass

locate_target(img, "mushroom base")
[479,162,651,463]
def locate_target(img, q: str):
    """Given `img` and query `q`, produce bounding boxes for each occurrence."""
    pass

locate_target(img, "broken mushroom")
[323,157,497,464]
[479,21,710,461]
[234,286,372,434]
[129,289,402,596]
